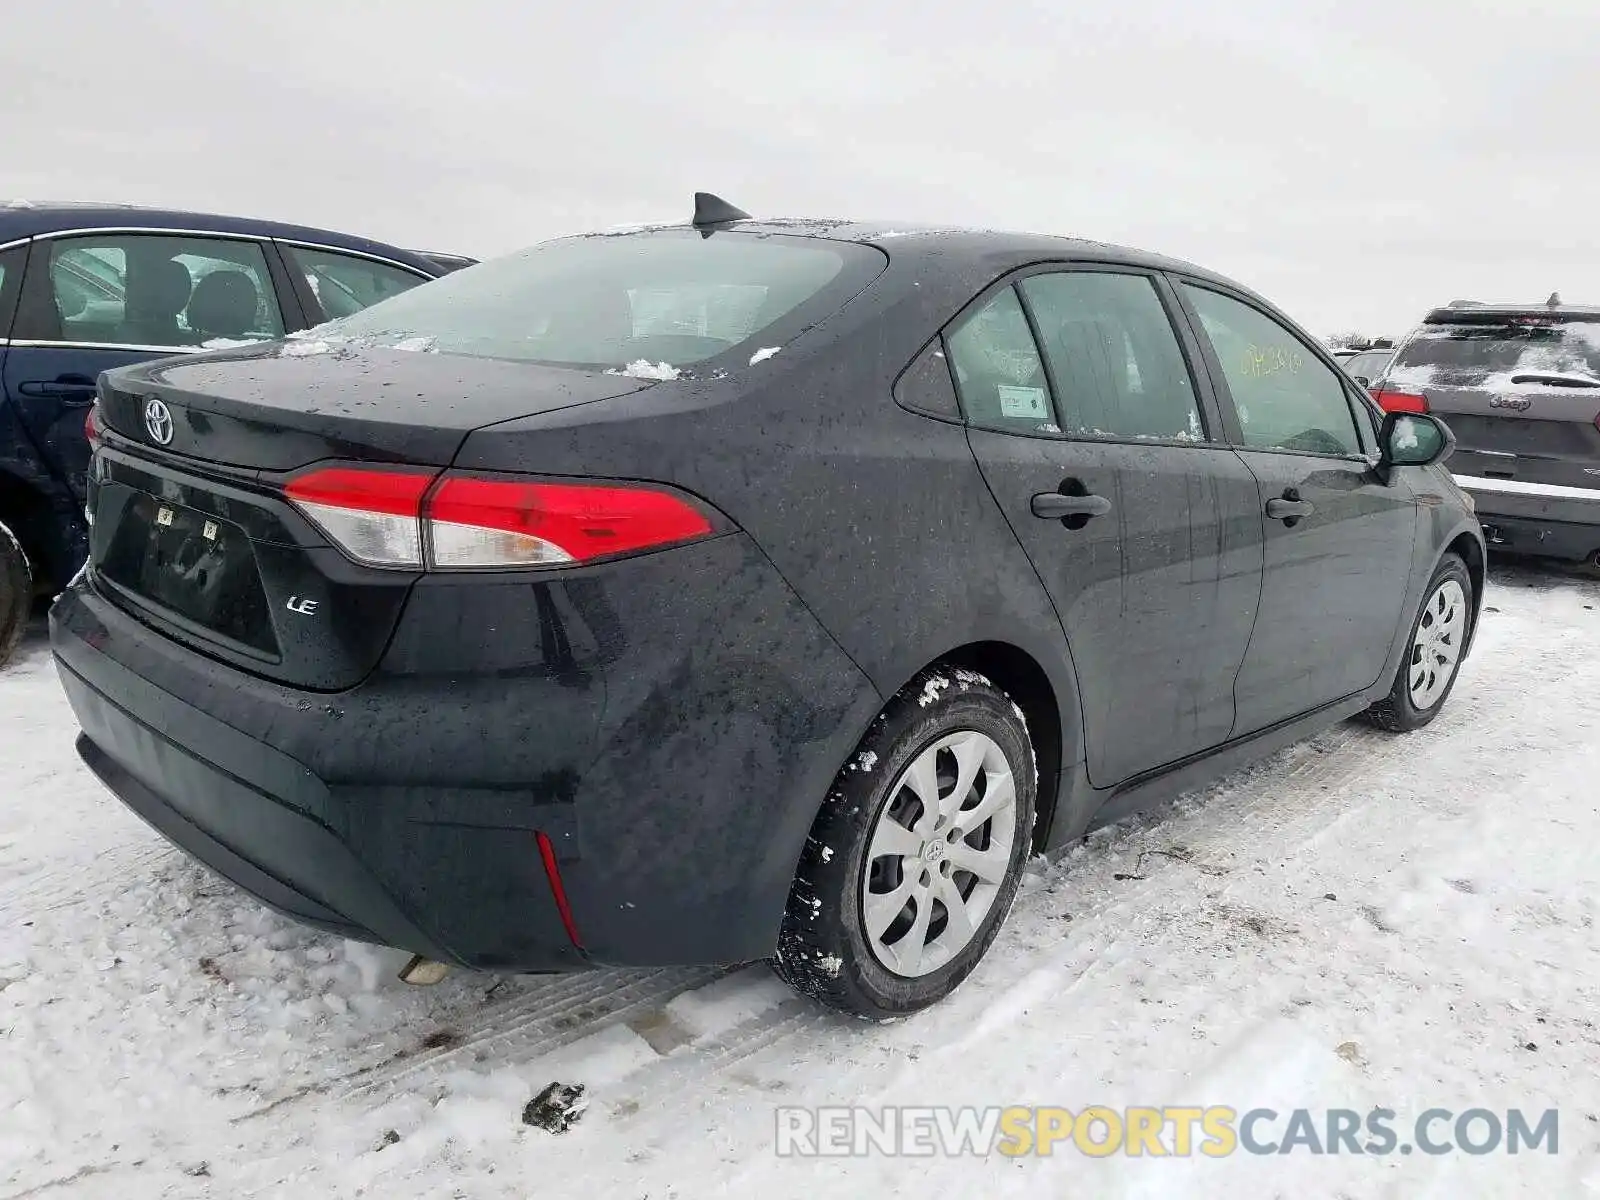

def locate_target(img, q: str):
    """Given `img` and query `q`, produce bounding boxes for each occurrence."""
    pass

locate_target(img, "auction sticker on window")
[997,385,1050,420]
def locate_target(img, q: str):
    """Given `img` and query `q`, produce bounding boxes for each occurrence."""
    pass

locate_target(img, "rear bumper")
[50,533,881,971]
[1453,474,1600,562]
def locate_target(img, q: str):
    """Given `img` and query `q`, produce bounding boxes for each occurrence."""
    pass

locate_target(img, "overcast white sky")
[5,0,1595,336]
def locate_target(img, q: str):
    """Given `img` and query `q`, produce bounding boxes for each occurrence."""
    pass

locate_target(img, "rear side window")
[320,230,883,372]
[894,338,961,420]
[1183,285,1361,457]
[34,233,285,348]
[946,287,1055,433]
[283,245,428,319]
[0,244,23,337]
[1388,319,1600,391]
[1019,272,1204,441]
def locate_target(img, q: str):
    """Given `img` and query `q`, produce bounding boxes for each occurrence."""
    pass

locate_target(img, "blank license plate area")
[100,492,278,655]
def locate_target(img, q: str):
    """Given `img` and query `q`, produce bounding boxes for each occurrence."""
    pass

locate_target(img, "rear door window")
[0,243,24,336]
[33,233,285,348]
[1019,271,1205,442]
[1182,285,1362,457]
[282,245,429,320]
[945,286,1055,433]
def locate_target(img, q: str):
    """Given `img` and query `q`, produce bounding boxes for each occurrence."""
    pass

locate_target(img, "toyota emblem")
[143,397,174,445]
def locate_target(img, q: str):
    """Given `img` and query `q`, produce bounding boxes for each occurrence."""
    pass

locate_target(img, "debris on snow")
[1335,1040,1366,1069]
[522,1082,587,1134]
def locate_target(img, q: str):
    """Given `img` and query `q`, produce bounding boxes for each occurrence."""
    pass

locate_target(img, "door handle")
[1031,490,1112,521]
[18,378,98,405]
[1265,489,1315,524]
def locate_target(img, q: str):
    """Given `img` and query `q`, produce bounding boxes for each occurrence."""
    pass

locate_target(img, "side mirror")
[1378,411,1455,477]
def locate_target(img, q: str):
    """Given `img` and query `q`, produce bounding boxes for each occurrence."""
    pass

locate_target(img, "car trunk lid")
[95,340,648,470]
[86,343,649,690]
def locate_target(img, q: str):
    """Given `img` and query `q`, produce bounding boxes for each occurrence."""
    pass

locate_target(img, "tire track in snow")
[319,965,729,1108]
[1,840,175,915]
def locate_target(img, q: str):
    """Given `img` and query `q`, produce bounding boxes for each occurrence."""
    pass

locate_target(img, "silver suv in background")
[1375,300,1600,567]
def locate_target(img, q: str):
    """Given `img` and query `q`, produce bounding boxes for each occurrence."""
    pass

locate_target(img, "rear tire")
[771,668,1037,1019]
[0,520,33,670]
[1361,553,1472,733]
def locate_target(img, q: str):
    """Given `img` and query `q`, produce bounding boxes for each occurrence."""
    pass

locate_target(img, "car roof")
[587,216,1228,282]
[0,200,442,274]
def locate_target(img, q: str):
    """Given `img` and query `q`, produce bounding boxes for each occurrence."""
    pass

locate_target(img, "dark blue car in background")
[0,202,467,663]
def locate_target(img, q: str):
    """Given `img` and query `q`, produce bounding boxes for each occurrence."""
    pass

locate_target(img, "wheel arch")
[920,639,1074,853]
[1444,527,1486,652]
[0,465,54,589]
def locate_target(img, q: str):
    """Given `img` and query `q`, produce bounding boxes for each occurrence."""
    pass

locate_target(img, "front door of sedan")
[1175,282,1418,735]
[954,268,1265,788]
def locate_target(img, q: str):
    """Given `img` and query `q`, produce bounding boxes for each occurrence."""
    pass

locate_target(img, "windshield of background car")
[320,229,885,372]
[1387,318,1600,389]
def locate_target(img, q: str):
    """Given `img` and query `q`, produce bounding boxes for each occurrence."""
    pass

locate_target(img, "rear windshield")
[317,230,883,374]
[1388,319,1600,390]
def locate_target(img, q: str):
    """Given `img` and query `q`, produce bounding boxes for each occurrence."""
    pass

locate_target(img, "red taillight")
[284,466,715,571]
[427,477,714,569]
[1373,390,1429,415]
[85,406,102,448]
[285,468,437,568]
[536,831,583,949]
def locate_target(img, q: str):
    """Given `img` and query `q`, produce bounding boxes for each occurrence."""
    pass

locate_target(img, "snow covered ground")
[3,560,1598,1199]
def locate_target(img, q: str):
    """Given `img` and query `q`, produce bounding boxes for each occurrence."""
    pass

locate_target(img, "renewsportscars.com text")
[774,1105,1560,1158]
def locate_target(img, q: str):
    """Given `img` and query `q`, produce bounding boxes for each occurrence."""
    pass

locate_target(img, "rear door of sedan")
[955,265,1264,788]
[1171,280,1418,735]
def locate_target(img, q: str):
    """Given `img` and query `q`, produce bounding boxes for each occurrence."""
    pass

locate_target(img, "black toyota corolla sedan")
[51,195,1483,1018]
